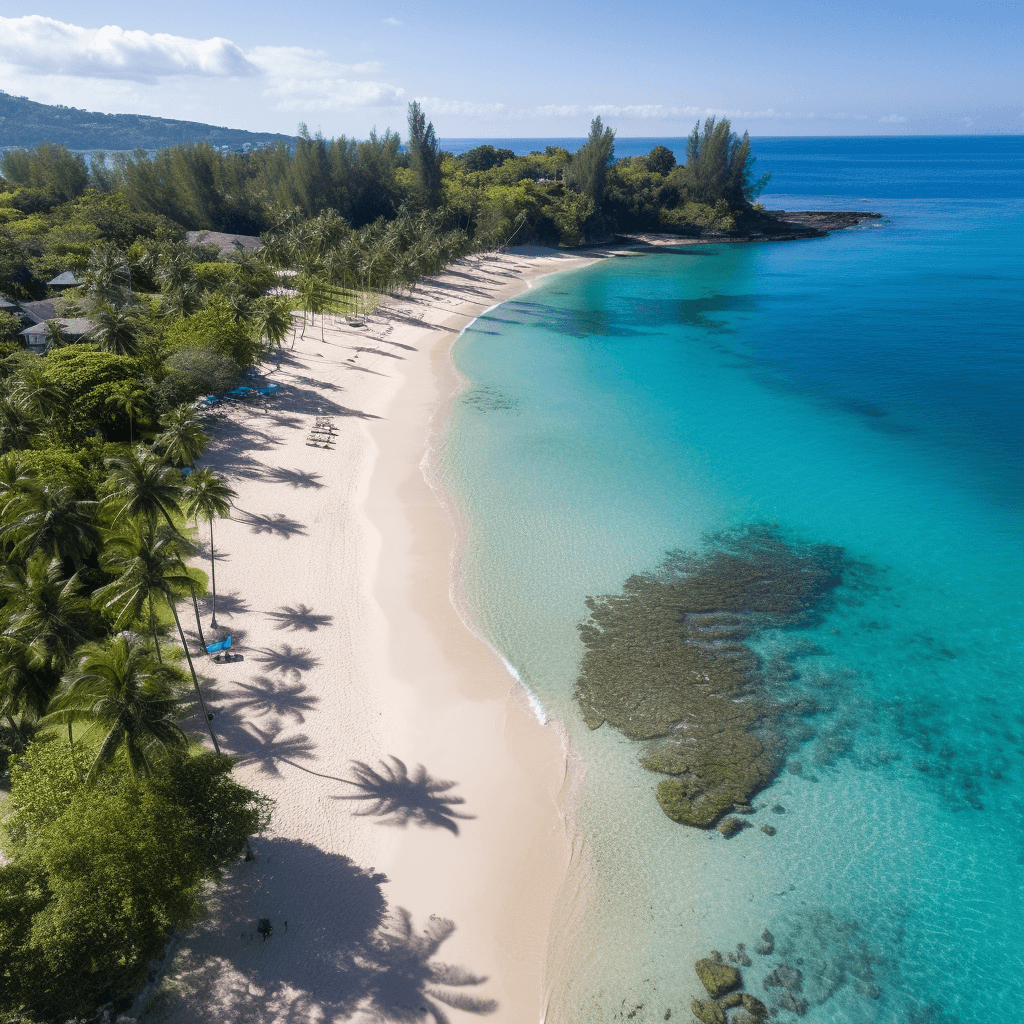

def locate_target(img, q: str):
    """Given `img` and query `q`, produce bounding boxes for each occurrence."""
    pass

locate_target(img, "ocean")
[435,137,1024,1024]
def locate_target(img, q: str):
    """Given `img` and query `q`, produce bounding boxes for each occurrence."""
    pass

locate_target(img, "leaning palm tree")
[0,636,54,746]
[154,405,209,470]
[182,468,235,629]
[93,522,219,752]
[87,304,141,356]
[41,633,190,783]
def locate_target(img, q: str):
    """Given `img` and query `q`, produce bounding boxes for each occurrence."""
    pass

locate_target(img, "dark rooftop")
[20,317,94,339]
[186,230,264,255]
[18,299,58,325]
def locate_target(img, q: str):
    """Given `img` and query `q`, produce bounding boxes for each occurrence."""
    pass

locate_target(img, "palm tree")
[42,320,69,352]
[154,405,209,470]
[94,522,220,752]
[41,633,190,783]
[103,383,150,443]
[250,296,293,357]
[0,483,99,570]
[101,446,184,534]
[87,304,141,356]
[0,636,53,746]
[0,553,94,676]
[182,468,235,629]
[100,447,215,647]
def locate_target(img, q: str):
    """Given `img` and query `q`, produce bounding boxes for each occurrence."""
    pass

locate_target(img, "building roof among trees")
[0,293,19,312]
[18,299,58,325]
[48,271,80,287]
[185,230,264,255]
[20,317,94,339]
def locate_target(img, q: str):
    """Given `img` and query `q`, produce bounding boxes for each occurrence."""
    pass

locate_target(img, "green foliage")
[460,145,516,172]
[41,346,150,439]
[163,296,260,367]
[675,117,770,207]
[158,345,241,407]
[0,143,90,203]
[407,102,443,209]
[565,116,617,208]
[551,190,596,247]
[646,145,677,176]
[0,738,268,1019]
[0,309,22,344]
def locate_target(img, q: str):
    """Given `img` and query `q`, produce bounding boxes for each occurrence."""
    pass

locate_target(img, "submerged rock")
[695,957,742,998]
[755,929,775,955]
[764,963,803,993]
[732,1013,759,1024]
[718,816,746,838]
[690,1000,725,1024]
[742,994,769,1018]
[760,824,777,836]
[717,992,743,1009]
[786,760,803,775]
[773,992,809,1016]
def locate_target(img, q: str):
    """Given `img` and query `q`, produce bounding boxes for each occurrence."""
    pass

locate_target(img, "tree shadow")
[201,590,251,618]
[233,508,308,538]
[213,674,318,722]
[251,643,320,677]
[264,467,325,489]
[333,756,475,835]
[218,717,316,776]
[148,838,497,1024]
[265,603,333,632]
[355,346,404,360]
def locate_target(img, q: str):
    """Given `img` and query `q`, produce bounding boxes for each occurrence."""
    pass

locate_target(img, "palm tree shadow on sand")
[334,756,475,835]
[148,839,498,1023]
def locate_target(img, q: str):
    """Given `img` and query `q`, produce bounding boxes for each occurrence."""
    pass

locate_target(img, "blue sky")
[0,2,1020,138]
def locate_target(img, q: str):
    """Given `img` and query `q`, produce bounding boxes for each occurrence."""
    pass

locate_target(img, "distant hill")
[0,92,296,151]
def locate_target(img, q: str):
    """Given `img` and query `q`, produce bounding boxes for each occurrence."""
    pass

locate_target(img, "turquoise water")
[438,143,1023,1023]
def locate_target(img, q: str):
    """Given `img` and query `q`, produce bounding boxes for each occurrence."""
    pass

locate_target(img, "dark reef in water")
[574,525,862,828]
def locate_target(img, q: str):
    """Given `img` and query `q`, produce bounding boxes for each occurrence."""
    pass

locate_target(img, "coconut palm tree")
[41,632,190,783]
[0,553,94,676]
[0,483,99,571]
[250,296,292,356]
[154,405,209,470]
[101,444,209,646]
[42,320,69,352]
[101,446,184,534]
[103,382,150,443]
[93,522,219,752]
[87,304,141,356]
[182,468,235,629]
[0,636,53,746]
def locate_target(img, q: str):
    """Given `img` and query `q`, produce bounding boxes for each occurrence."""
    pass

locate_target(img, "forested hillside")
[0,91,294,150]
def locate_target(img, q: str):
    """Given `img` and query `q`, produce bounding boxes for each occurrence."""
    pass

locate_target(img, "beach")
[146,247,601,1023]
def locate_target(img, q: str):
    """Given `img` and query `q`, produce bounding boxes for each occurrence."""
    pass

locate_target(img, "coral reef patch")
[574,525,858,827]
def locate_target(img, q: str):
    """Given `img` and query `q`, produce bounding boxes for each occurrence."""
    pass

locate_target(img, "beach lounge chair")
[206,635,232,661]
[258,384,280,396]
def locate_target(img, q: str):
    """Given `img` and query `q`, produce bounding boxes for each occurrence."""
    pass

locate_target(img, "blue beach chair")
[206,635,232,661]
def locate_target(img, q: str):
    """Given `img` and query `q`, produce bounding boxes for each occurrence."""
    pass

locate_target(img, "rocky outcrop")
[717,816,746,838]
[690,999,725,1024]
[695,958,742,998]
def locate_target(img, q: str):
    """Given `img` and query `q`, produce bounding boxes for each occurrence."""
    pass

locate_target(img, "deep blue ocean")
[437,137,1023,1024]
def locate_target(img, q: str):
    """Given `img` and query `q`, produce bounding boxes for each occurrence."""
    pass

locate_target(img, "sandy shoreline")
[146,247,601,1023]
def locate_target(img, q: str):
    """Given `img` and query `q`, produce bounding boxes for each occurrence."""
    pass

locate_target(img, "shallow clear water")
[437,141,1023,1024]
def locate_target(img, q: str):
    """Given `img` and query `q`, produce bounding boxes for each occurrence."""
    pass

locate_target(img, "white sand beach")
[146,247,602,1023]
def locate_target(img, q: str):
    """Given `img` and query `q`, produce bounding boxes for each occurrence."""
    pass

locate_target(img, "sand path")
[145,248,599,1024]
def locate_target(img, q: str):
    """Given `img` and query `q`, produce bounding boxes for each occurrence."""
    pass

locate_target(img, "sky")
[0,2,1020,140]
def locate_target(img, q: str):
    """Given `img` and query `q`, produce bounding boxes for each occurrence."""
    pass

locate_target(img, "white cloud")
[534,103,700,119]
[878,114,907,123]
[0,17,408,116]
[414,97,505,117]
[383,17,402,26]
[0,15,257,81]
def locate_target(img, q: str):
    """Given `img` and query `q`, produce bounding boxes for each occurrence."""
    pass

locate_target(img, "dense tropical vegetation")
[0,102,769,1018]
